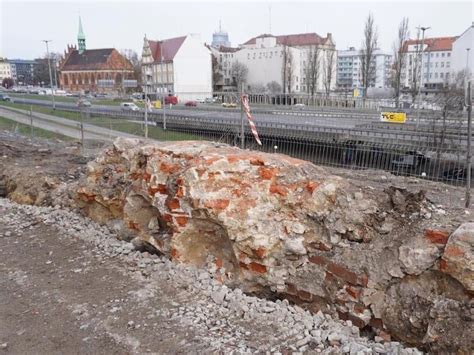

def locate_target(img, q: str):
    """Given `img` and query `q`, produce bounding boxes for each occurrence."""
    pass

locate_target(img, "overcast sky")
[0,0,472,59]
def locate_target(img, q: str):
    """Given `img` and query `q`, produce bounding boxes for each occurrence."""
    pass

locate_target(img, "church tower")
[78,16,86,54]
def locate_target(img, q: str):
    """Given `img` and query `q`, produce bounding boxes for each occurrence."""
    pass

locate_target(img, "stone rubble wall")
[74,138,473,353]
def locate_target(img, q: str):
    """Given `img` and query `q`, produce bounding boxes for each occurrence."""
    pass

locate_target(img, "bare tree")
[120,49,142,87]
[306,45,321,97]
[392,17,410,107]
[360,13,378,98]
[323,50,335,97]
[231,61,248,91]
[248,83,266,93]
[267,81,282,94]
[282,44,294,94]
[409,29,422,105]
[211,55,223,92]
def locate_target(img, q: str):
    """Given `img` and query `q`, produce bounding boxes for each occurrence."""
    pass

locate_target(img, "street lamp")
[416,26,430,128]
[42,40,55,110]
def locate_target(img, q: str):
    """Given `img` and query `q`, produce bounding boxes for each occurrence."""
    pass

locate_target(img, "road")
[0,106,141,142]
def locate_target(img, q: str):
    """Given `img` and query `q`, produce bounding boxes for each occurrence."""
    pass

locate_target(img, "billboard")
[380,112,407,123]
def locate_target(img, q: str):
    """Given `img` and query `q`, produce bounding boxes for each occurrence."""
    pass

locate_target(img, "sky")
[0,0,472,59]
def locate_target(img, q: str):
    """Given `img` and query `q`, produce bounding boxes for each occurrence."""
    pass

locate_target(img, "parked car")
[120,102,140,112]
[165,95,178,105]
[442,167,470,181]
[185,100,198,107]
[293,103,305,110]
[0,94,12,102]
[222,102,237,108]
[391,151,428,170]
[77,99,92,108]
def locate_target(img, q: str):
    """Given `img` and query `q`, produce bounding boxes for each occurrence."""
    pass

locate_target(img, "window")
[442,53,445,57]
[429,73,432,78]
[296,85,299,90]
[435,63,438,68]
[436,53,439,57]
[441,62,444,68]
[447,53,451,57]
[440,72,444,78]
[435,73,438,78]
[430,53,434,57]
[447,62,450,68]
[446,72,450,78]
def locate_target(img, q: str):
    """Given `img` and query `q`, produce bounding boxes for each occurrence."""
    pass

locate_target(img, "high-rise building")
[211,22,231,48]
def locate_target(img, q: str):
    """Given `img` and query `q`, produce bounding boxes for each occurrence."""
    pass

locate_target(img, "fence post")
[466,81,472,208]
[29,105,33,137]
[240,82,245,149]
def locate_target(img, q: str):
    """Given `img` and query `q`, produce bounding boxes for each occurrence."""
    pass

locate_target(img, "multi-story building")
[0,58,12,83]
[401,36,457,90]
[211,22,231,48]
[211,32,337,94]
[337,47,393,90]
[8,59,36,85]
[141,34,212,100]
[451,23,473,81]
[58,17,134,93]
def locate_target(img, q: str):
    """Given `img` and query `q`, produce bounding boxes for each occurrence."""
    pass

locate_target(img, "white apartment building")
[211,32,337,94]
[401,36,457,90]
[142,34,212,100]
[451,23,473,81]
[0,58,12,83]
[337,48,393,90]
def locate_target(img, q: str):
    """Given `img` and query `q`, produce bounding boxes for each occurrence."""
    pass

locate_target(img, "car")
[293,103,305,110]
[165,95,178,105]
[120,102,140,112]
[222,102,237,108]
[442,167,470,181]
[0,94,12,102]
[391,151,428,170]
[77,99,92,108]
[185,100,198,107]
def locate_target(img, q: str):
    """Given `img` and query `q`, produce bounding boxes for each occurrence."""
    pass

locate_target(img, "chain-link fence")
[0,95,471,187]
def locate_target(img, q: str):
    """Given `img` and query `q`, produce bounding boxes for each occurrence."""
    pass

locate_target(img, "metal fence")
[0,95,471,188]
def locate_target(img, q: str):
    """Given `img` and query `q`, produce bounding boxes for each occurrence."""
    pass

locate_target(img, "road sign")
[380,112,407,123]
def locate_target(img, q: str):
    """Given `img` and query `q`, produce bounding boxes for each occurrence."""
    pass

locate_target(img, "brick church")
[59,17,135,93]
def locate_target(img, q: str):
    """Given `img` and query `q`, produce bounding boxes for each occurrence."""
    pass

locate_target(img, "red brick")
[327,262,368,286]
[425,229,450,245]
[166,198,180,211]
[249,157,265,166]
[128,221,139,231]
[345,285,362,300]
[174,215,188,227]
[239,262,249,270]
[439,258,448,272]
[298,289,314,302]
[170,248,180,259]
[258,167,277,180]
[353,303,367,314]
[378,330,391,342]
[204,199,230,210]
[215,257,223,269]
[309,254,329,266]
[310,241,331,251]
[248,262,267,273]
[252,247,266,259]
[337,311,366,328]
[269,184,288,197]
[176,186,185,198]
[142,171,151,181]
[306,181,321,193]
[160,162,180,174]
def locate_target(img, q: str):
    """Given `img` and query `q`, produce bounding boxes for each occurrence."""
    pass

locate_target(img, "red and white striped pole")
[241,94,262,146]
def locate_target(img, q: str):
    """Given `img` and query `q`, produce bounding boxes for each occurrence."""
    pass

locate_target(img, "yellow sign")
[152,100,162,109]
[380,112,407,123]
[353,88,359,98]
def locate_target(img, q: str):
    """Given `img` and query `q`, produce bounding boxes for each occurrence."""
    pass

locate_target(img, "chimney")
[327,33,333,41]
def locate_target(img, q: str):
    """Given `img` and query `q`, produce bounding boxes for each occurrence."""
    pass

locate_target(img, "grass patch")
[0,101,202,141]
[0,115,72,141]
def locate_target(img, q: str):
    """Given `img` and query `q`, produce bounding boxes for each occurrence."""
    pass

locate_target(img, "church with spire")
[58,17,135,93]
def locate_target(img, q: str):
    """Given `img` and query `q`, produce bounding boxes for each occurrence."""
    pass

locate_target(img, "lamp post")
[416,26,430,127]
[42,40,55,110]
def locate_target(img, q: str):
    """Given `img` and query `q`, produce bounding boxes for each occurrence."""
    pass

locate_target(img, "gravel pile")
[0,198,422,354]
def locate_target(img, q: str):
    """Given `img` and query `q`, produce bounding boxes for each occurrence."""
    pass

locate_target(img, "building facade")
[141,34,212,100]
[401,36,457,90]
[59,18,134,93]
[8,59,36,85]
[451,23,473,81]
[337,47,392,90]
[211,32,337,94]
[211,22,231,48]
[0,58,12,83]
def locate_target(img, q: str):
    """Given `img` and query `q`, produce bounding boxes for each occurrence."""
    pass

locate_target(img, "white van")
[120,102,140,112]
